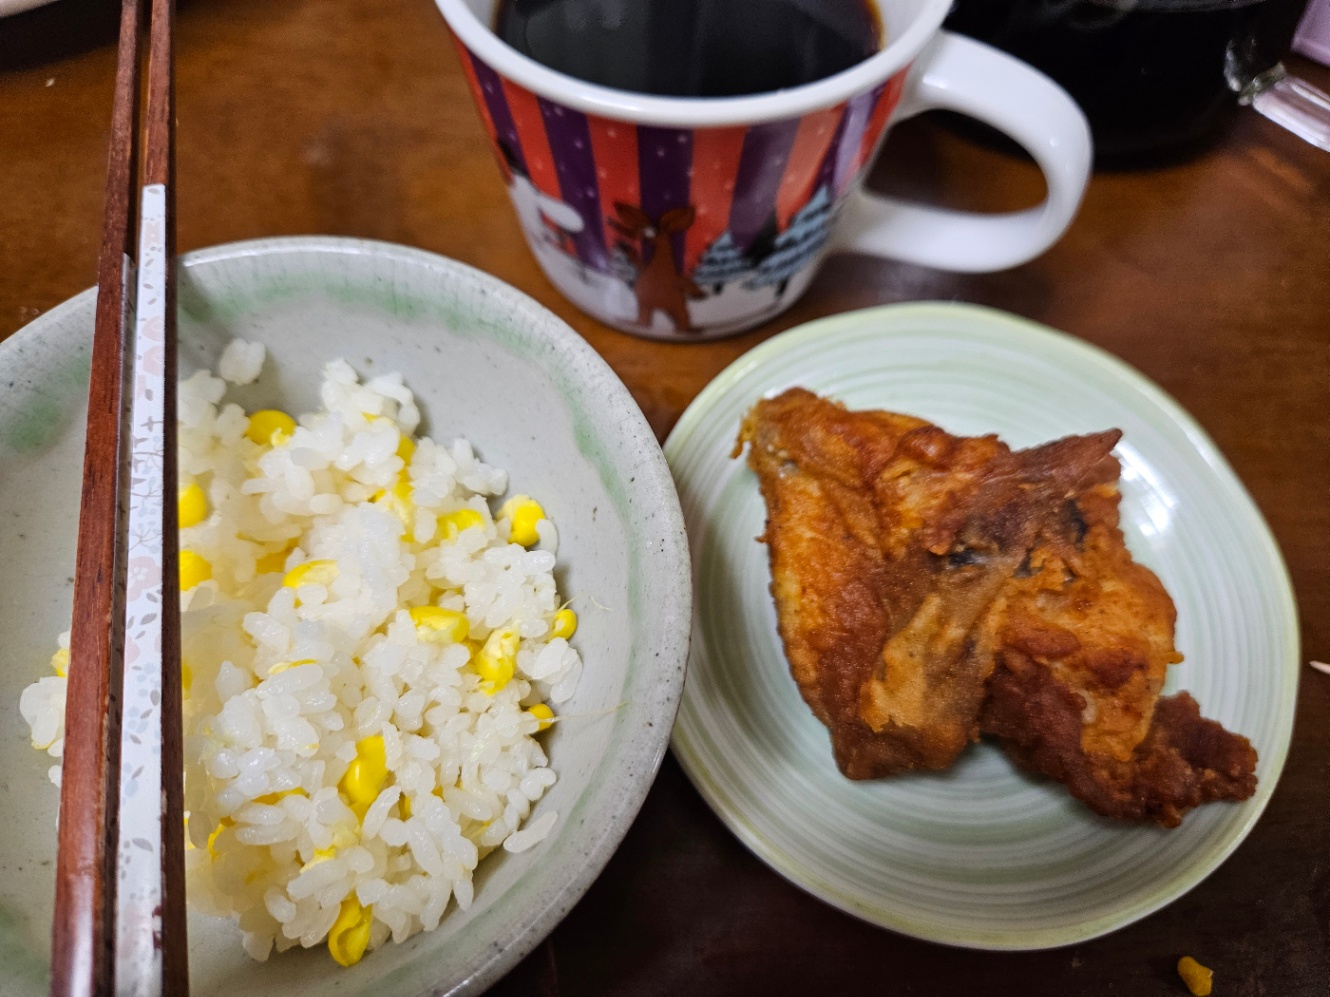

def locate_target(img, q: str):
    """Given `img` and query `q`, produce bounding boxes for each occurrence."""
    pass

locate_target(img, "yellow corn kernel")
[179,550,212,590]
[299,846,339,874]
[253,789,304,806]
[267,657,315,677]
[178,482,208,528]
[51,647,69,678]
[499,495,544,547]
[256,549,289,574]
[438,508,484,540]
[327,897,373,967]
[528,703,554,731]
[396,433,415,464]
[461,640,483,676]
[245,409,296,446]
[339,735,388,816]
[283,559,338,590]
[475,628,518,694]
[408,606,469,644]
[206,816,235,858]
[372,479,414,524]
[550,608,577,641]
[181,660,193,694]
[399,795,412,820]
[1177,957,1213,997]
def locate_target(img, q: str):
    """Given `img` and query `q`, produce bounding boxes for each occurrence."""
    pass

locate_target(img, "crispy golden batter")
[738,388,1118,778]
[980,473,1258,827]
[739,388,1257,826]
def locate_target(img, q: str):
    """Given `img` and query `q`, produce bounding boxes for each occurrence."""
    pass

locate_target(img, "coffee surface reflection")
[495,0,883,97]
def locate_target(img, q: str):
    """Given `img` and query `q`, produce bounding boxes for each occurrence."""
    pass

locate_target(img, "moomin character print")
[609,203,705,333]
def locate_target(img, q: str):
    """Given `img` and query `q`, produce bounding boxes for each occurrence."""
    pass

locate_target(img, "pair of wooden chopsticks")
[52,0,188,993]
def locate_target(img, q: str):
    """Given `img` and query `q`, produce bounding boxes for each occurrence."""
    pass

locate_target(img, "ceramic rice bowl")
[0,236,691,996]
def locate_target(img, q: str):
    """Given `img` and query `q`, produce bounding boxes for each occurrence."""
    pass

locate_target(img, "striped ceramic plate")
[664,302,1299,949]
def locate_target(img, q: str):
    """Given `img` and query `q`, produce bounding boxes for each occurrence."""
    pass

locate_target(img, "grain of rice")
[217,339,266,386]
[503,811,559,853]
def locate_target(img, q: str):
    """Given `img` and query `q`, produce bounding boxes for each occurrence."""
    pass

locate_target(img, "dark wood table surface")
[2,1,1327,994]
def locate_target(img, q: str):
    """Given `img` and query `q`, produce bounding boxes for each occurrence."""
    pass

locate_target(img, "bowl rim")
[0,235,693,996]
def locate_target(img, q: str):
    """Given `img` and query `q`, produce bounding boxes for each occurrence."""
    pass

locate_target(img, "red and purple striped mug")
[438,0,1092,340]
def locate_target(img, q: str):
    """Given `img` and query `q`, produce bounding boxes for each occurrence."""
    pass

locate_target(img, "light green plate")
[664,302,1299,950]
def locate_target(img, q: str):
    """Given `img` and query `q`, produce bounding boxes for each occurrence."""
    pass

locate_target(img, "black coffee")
[494,0,883,98]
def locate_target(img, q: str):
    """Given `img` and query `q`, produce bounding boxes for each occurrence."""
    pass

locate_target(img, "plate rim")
[664,300,1300,951]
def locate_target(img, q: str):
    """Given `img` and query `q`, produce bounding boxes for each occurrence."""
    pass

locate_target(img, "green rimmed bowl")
[665,301,1298,950]
[0,237,691,995]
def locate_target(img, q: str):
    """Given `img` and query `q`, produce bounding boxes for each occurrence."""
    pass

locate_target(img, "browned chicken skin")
[738,388,1257,825]
[980,468,1258,827]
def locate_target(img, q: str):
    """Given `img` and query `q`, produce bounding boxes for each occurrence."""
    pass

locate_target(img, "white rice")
[217,338,266,386]
[19,346,580,965]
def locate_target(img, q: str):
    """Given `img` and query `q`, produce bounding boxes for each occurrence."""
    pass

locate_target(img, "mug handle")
[831,31,1092,272]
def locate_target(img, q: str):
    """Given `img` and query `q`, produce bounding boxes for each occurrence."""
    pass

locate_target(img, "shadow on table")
[0,0,233,72]
[0,0,121,72]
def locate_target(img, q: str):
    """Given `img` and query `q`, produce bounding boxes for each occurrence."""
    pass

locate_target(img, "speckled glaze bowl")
[0,237,691,996]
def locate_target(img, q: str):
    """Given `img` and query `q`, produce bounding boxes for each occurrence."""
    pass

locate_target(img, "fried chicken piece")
[980,474,1258,827]
[738,388,1119,778]
[741,388,1257,826]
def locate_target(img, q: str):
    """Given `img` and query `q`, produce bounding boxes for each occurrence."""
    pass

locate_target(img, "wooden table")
[2,1,1327,994]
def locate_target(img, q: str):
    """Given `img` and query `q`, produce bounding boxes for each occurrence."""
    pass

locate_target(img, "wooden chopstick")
[52,0,143,991]
[52,0,189,993]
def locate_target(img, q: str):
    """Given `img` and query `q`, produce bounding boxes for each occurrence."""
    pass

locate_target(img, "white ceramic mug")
[439,0,1093,340]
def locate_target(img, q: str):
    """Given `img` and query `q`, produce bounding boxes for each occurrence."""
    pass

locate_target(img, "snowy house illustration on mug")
[499,141,586,251]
